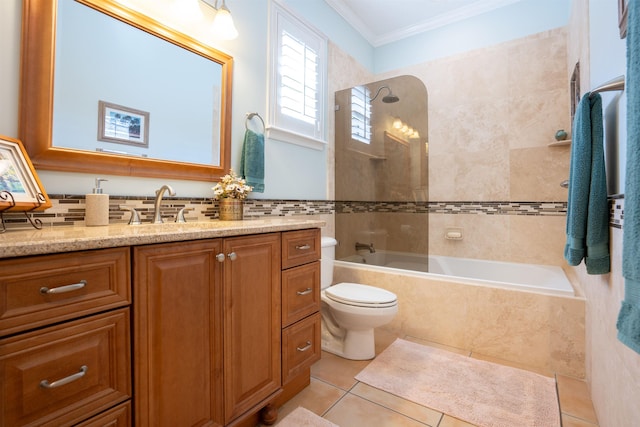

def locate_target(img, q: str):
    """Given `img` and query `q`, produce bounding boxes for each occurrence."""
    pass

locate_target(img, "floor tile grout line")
[347,381,436,426]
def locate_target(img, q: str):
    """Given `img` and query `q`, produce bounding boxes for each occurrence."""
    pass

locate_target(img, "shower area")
[334,75,430,267]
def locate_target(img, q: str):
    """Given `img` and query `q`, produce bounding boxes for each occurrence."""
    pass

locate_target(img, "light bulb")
[212,1,238,40]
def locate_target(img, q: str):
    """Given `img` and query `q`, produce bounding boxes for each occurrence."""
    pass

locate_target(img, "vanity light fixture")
[203,0,239,40]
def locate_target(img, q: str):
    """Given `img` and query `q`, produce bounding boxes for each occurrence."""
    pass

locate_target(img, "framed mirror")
[20,0,233,181]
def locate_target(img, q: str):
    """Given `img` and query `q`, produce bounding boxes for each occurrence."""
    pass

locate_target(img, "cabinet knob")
[216,253,225,262]
[227,252,237,261]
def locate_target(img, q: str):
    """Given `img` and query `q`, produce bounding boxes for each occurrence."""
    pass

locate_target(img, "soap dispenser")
[85,178,109,226]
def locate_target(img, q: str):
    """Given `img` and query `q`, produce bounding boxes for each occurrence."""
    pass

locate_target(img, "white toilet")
[320,237,398,360]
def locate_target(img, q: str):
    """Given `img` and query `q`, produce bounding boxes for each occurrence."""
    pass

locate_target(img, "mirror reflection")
[20,0,232,182]
[53,0,222,165]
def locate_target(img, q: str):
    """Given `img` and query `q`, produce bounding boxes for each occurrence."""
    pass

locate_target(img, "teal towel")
[564,93,610,274]
[618,0,640,354]
[240,129,264,193]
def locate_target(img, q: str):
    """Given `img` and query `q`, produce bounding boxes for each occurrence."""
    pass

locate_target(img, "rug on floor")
[355,338,560,427]
[276,407,338,427]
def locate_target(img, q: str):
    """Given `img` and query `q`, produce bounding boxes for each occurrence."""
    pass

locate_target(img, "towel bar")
[245,112,265,133]
[589,75,625,98]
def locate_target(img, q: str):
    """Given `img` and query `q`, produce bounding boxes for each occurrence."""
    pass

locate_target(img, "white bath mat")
[355,338,560,427]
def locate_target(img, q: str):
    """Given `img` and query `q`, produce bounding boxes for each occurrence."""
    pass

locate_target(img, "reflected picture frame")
[98,100,150,147]
[0,135,51,211]
[619,0,628,39]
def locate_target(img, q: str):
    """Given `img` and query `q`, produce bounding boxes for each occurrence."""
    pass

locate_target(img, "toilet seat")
[324,283,397,308]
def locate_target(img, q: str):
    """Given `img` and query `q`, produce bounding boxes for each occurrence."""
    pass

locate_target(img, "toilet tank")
[321,237,338,290]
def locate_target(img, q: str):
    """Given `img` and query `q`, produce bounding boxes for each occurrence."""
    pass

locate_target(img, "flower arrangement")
[212,169,253,200]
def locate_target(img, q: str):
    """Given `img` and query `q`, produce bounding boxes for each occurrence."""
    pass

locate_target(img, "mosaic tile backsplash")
[1,195,624,229]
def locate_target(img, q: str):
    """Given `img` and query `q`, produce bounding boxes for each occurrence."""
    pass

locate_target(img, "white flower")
[212,169,253,200]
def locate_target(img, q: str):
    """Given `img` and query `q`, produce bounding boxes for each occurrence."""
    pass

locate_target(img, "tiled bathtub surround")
[333,261,587,379]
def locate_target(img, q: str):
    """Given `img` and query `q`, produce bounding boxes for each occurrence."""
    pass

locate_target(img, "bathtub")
[332,251,585,378]
[339,251,574,297]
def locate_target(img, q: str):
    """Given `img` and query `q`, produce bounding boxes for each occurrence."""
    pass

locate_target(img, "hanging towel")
[564,92,610,274]
[618,0,640,354]
[240,129,265,193]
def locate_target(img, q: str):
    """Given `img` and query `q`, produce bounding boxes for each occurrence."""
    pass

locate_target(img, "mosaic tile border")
[336,201,568,216]
[610,196,624,229]
[2,196,624,229]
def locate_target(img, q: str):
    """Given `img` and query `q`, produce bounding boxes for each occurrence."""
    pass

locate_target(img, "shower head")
[370,86,400,103]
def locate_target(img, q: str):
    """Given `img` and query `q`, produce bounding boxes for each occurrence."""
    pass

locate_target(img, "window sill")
[266,126,326,151]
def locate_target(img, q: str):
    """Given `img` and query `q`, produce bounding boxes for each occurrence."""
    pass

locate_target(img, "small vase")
[218,198,243,220]
[555,129,568,141]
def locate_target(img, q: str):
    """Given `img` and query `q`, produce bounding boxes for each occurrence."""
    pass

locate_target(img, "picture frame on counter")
[0,135,51,211]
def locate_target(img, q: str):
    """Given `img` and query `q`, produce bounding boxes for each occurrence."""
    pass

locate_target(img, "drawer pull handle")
[295,244,311,250]
[40,365,88,389]
[296,341,312,352]
[40,280,87,295]
[297,288,313,296]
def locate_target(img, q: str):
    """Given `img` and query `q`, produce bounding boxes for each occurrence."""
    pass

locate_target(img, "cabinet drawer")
[0,247,130,337]
[282,262,320,327]
[282,312,321,385]
[0,308,131,427]
[75,401,131,427]
[282,229,320,269]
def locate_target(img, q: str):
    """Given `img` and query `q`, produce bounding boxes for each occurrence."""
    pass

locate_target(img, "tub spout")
[355,242,375,253]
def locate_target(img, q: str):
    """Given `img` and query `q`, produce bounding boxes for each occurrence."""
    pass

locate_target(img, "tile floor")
[265,329,599,427]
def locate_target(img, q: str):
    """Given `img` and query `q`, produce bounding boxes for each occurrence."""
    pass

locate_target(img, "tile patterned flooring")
[265,330,599,427]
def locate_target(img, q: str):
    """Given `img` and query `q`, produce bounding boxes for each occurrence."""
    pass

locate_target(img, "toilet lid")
[325,282,397,307]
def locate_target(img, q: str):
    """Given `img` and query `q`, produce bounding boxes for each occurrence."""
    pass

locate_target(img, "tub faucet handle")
[355,242,375,253]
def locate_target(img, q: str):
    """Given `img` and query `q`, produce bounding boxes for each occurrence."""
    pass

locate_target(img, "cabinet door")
[223,233,281,424]
[134,240,223,427]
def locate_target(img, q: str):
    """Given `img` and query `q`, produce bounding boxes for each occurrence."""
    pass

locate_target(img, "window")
[351,85,371,144]
[268,2,327,150]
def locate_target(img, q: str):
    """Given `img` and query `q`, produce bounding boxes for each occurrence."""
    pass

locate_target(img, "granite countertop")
[0,218,326,259]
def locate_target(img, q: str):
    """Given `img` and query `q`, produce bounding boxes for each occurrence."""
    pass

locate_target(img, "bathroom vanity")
[0,218,323,427]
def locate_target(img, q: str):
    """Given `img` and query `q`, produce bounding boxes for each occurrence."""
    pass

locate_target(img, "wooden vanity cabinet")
[133,233,282,427]
[0,248,131,427]
[1,226,320,427]
[279,229,321,401]
[133,239,224,427]
[222,233,281,425]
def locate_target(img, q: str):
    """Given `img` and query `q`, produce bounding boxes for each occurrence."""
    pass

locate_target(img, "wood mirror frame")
[19,0,233,181]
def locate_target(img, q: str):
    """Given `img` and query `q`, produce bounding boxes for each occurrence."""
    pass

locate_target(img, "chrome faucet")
[153,185,176,224]
[355,242,375,253]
